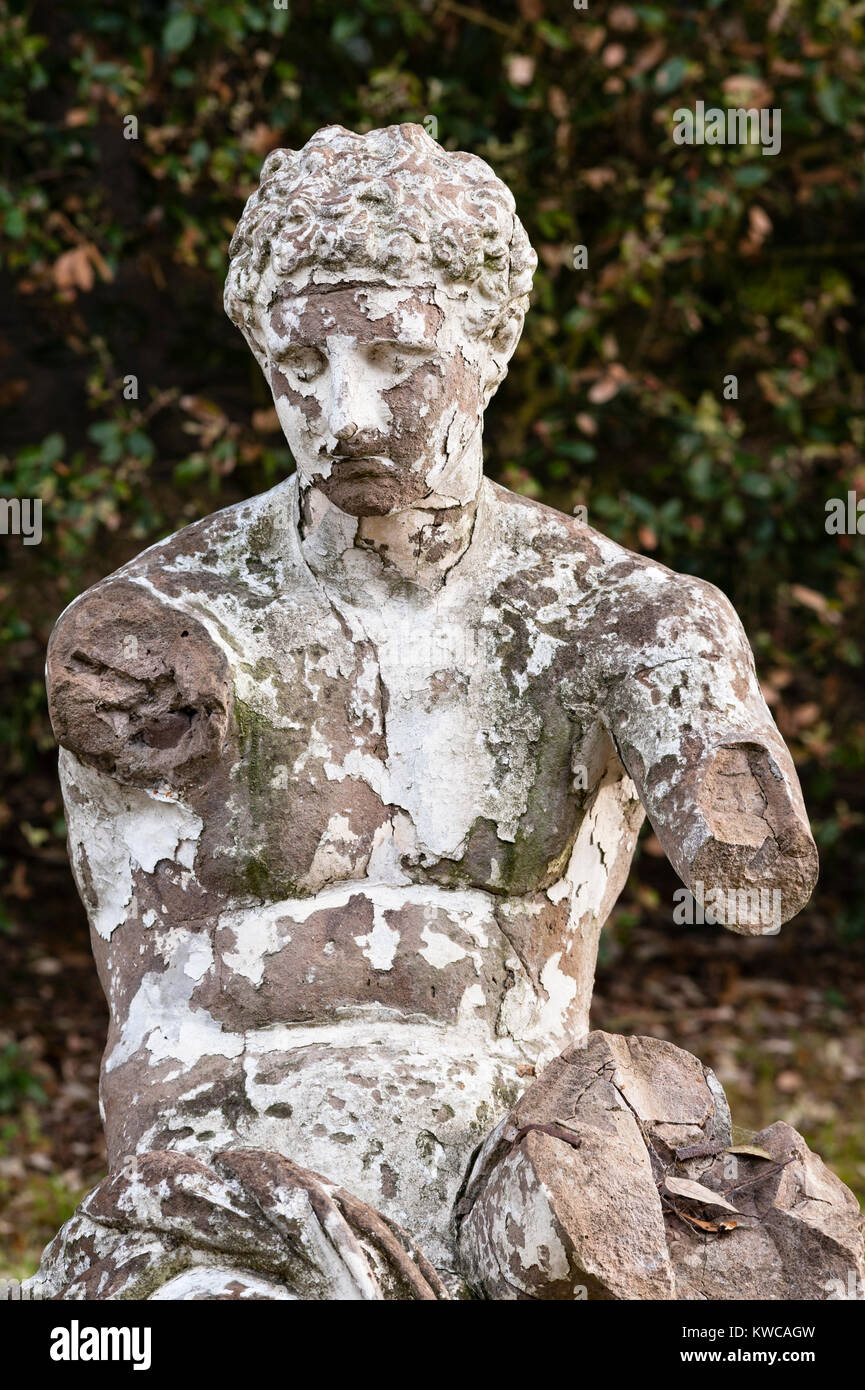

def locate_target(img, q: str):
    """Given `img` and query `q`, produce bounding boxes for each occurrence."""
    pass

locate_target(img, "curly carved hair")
[224,123,537,370]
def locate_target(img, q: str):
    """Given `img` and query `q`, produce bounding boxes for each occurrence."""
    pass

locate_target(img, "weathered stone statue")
[28,125,862,1299]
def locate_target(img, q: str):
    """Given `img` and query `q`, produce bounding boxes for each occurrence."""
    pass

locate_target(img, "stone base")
[23,1030,864,1300]
[456,1030,865,1300]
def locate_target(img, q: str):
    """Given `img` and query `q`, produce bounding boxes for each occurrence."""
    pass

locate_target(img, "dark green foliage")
[0,1043,45,1115]
[1,0,863,933]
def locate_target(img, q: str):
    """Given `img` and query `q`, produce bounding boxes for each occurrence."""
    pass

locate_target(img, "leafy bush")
[1,0,864,931]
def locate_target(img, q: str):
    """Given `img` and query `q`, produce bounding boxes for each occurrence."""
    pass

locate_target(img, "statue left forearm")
[596,572,818,932]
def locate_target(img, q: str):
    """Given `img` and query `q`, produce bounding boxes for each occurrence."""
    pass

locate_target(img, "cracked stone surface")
[456,1031,865,1300]
[31,1149,448,1301]
[31,124,825,1298]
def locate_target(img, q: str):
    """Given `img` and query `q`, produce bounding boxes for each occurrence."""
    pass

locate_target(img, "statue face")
[264,285,488,516]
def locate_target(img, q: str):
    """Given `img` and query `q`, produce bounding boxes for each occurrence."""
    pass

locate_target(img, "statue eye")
[368,343,421,379]
[276,346,325,383]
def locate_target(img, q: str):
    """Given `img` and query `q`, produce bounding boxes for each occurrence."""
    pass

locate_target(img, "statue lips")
[329,453,398,478]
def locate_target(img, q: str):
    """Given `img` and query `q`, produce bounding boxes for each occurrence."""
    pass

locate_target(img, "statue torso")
[48,476,646,1261]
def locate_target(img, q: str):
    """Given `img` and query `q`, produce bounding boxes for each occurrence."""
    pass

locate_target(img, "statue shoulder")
[487,482,752,671]
[46,574,233,790]
[572,540,760,713]
[487,480,748,620]
[591,544,749,651]
[484,478,614,581]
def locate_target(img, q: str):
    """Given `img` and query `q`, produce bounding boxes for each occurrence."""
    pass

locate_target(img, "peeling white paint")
[106,934,243,1073]
[60,750,203,939]
[355,908,400,971]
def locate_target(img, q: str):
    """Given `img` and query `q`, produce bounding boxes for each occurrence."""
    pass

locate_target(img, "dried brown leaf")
[664,1176,742,1214]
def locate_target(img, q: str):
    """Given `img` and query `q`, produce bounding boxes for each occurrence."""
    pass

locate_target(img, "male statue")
[30,126,861,1301]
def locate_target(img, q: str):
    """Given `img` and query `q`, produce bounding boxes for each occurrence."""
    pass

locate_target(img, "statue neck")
[296,435,484,595]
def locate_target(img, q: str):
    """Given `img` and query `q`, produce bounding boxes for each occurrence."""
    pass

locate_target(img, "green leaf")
[174,456,208,484]
[722,495,745,527]
[635,6,667,29]
[654,57,687,94]
[816,80,843,127]
[39,433,65,466]
[163,11,196,54]
[740,472,773,498]
[4,206,26,239]
[733,164,770,188]
[537,22,571,51]
[560,440,597,463]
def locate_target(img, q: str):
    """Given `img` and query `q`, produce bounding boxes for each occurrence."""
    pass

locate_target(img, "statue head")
[224,124,536,516]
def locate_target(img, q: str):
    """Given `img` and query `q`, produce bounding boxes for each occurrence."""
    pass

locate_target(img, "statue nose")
[335,423,357,441]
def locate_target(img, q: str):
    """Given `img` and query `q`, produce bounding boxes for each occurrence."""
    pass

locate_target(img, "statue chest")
[187,592,584,902]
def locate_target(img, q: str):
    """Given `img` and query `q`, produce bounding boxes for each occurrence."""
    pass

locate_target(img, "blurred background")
[1,0,864,1279]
